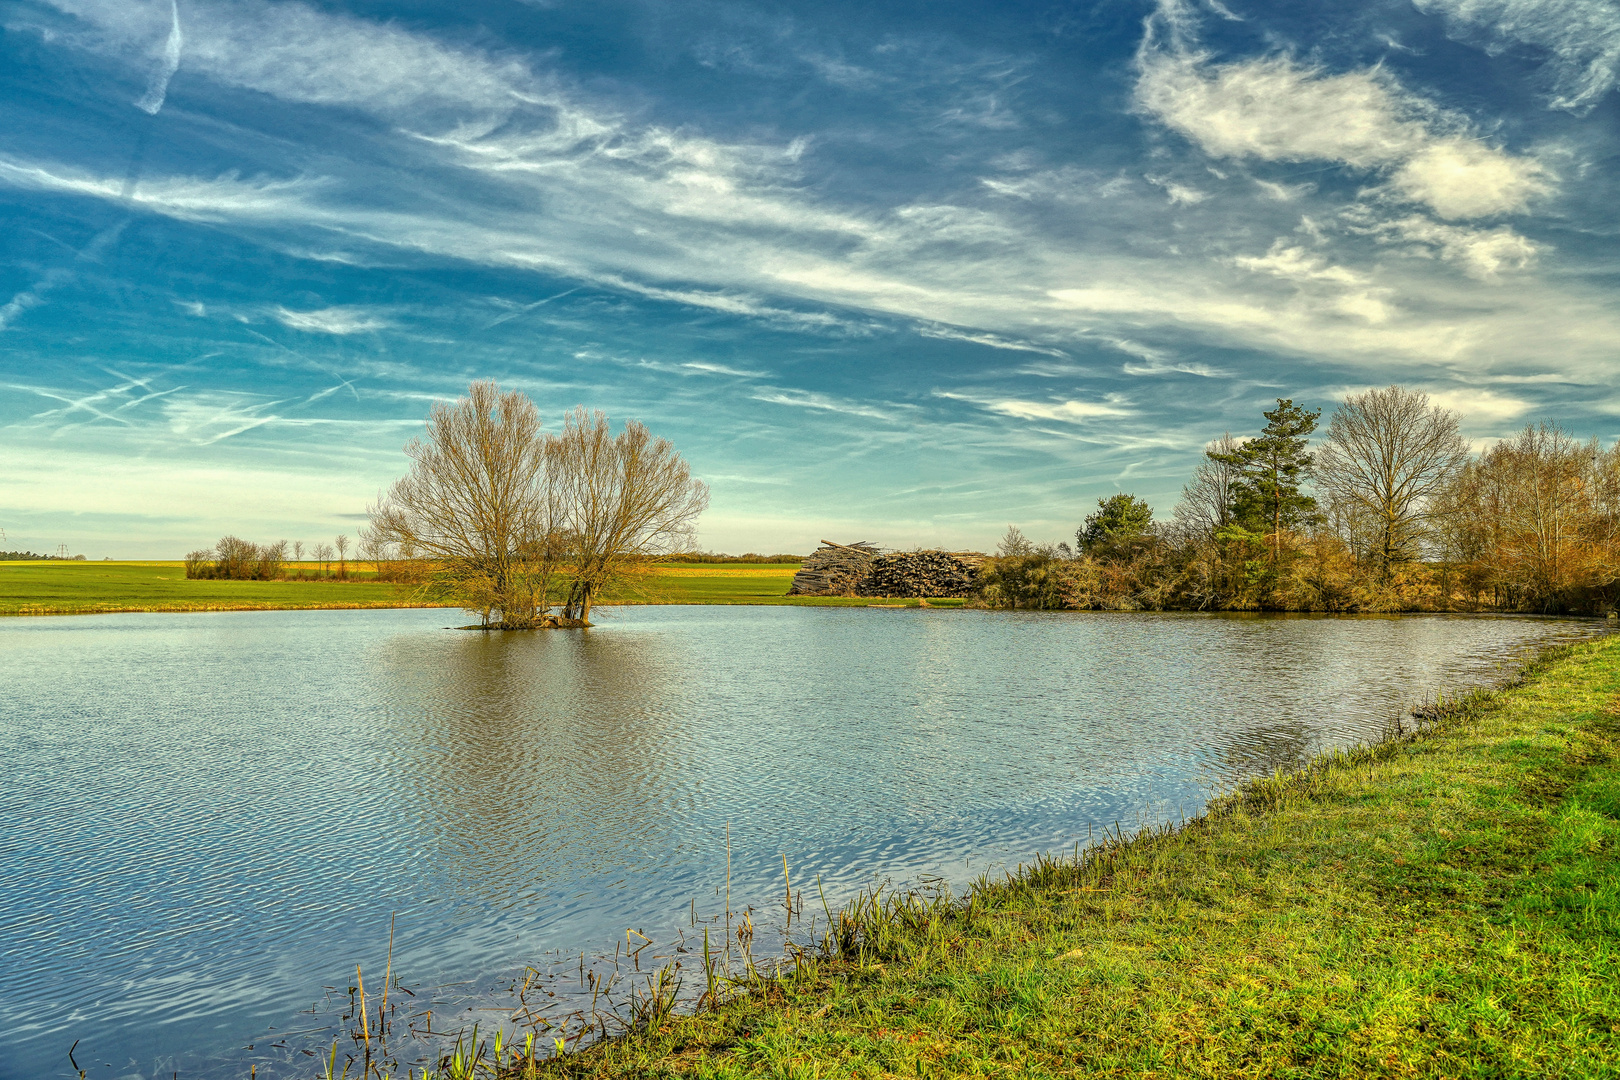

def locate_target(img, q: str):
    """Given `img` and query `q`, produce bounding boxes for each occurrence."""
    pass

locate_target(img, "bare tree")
[335,534,349,579]
[1316,386,1470,576]
[314,543,334,577]
[367,380,559,627]
[293,540,304,566]
[1173,433,1243,541]
[550,407,710,624]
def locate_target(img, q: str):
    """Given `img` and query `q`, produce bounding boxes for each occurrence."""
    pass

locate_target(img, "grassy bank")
[0,561,966,616]
[509,637,1620,1079]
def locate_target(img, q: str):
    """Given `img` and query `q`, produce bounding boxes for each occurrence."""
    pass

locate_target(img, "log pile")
[786,540,879,596]
[788,541,988,598]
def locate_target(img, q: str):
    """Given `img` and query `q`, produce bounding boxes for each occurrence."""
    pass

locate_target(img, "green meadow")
[509,636,1620,1080]
[0,560,429,615]
[0,560,967,616]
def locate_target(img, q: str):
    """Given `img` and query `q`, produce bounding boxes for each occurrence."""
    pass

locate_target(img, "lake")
[0,606,1609,1079]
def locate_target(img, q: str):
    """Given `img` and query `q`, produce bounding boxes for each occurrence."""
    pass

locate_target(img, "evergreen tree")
[1078,493,1154,553]
[1211,398,1321,561]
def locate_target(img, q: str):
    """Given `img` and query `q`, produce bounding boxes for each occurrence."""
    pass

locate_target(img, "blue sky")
[1,0,1617,557]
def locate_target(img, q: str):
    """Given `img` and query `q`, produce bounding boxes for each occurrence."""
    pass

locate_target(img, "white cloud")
[1377,215,1540,279]
[1425,387,1533,420]
[133,0,182,114]
[273,306,391,334]
[1135,49,1550,218]
[1233,242,1365,284]
[1122,358,1227,377]
[1145,174,1208,205]
[750,388,894,420]
[1415,0,1620,112]
[681,361,768,378]
[916,323,1069,357]
[938,391,1132,422]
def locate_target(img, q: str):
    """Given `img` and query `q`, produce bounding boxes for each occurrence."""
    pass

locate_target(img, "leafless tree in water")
[550,406,710,624]
[1315,387,1470,576]
[366,380,557,627]
[368,382,706,626]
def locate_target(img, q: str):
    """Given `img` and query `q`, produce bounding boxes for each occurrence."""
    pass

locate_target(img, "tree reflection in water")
[370,626,691,911]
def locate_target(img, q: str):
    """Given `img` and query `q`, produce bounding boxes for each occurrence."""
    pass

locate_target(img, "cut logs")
[786,540,878,596]
[788,541,988,598]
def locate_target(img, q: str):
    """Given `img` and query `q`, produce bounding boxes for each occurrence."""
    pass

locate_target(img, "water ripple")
[0,608,1607,1079]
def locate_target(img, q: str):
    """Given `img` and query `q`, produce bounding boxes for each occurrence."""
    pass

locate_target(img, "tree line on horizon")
[185,533,369,580]
[983,386,1620,615]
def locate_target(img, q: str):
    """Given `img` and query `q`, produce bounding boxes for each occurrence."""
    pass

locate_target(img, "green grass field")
[0,561,964,616]
[0,560,433,615]
[499,637,1620,1079]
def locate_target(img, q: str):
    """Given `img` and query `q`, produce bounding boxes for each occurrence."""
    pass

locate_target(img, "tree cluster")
[364,381,709,628]
[982,387,1620,615]
[185,536,288,580]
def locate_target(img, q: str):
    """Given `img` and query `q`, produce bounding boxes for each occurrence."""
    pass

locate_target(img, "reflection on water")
[375,629,688,907]
[0,607,1608,1079]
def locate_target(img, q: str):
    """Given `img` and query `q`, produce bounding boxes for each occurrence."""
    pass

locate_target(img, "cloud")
[1145,174,1208,205]
[1371,215,1540,279]
[133,0,182,114]
[1121,358,1227,377]
[1233,243,1365,284]
[1135,48,1550,218]
[1415,0,1620,112]
[938,390,1132,422]
[272,306,391,334]
[681,361,767,378]
[750,388,893,419]
[4,0,1614,397]
[916,323,1069,357]
[1425,386,1533,420]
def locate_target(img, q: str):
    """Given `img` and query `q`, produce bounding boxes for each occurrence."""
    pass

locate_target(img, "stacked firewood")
[788,541,988,598]
[786,540,879,596]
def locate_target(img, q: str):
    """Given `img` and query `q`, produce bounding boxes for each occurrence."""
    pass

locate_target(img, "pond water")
[0,606,1610,1079]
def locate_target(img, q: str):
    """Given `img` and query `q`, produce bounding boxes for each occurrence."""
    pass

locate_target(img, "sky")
[0,0,1617,558]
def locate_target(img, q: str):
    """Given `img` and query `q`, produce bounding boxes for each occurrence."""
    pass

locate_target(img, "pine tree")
[1211,398,1321,562]
[1078,493,1154,553]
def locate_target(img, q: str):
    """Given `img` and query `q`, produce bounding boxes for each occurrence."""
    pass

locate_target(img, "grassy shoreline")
[498,637,1620,1079]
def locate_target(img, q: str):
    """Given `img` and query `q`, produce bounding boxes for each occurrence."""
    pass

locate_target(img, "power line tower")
[56,544,69,560]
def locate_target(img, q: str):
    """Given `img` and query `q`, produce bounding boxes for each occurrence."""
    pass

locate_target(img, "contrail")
[134,0,183,115]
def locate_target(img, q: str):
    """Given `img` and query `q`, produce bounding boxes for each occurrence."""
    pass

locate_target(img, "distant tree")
[1316,386,1470,577]
[1078,493,1154,554]
[335,534,349,580]
[1214,398,1321,561]
[314,543,334,577]
[981,526,1067,609]
[996,525,1036,557]
[184,548,213,579]
[186,537,286,580]
[293,540,304,566]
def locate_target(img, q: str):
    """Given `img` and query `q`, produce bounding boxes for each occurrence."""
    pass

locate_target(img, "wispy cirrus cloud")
[272,306,392,334]
[1415,0,1620,112]
[937,390,1132,423]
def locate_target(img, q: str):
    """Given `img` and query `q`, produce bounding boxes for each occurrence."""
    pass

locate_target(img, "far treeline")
[986,386,1620,615]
